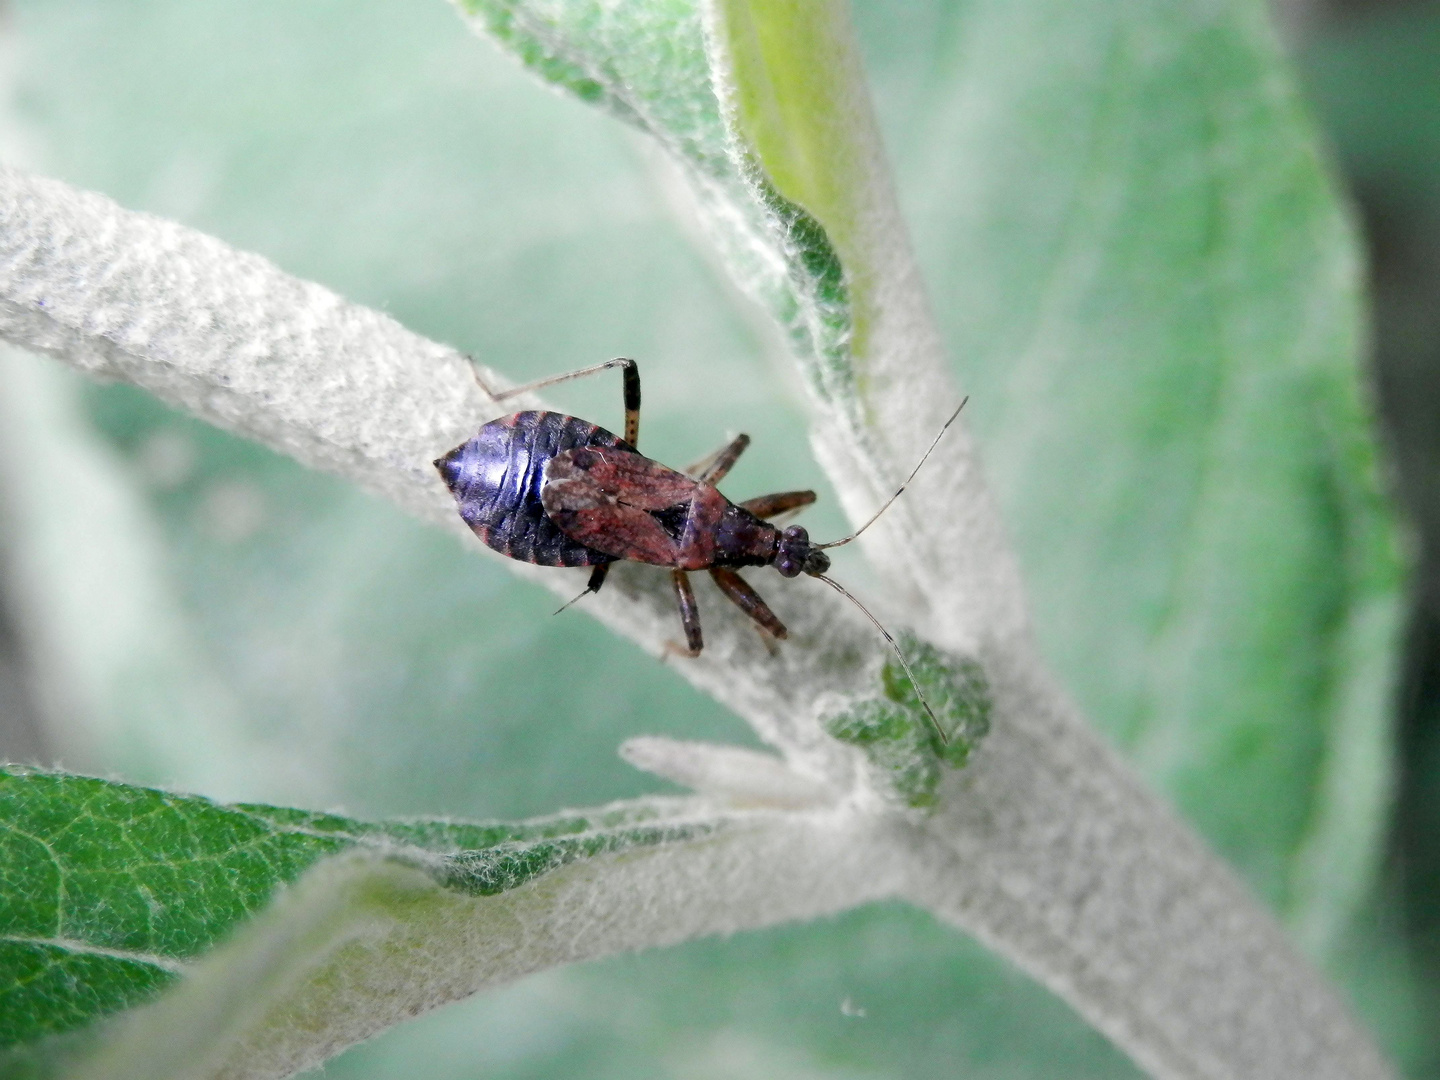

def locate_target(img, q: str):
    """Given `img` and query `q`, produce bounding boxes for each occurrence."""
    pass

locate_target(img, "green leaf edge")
[450,0,859,411]
[0,767,716,1048]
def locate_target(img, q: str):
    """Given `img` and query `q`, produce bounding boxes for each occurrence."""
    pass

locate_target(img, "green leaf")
[822,636,991,807]
[709,0,901,405]
[1295,7,1440,1071]
[451,0,856,410]
[0,767,712,1052]
[869,0,1406,959]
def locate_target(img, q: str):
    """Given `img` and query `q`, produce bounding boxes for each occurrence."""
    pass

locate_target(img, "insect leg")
[619,361,640,448]
[671,570,703,656]
[471,356,641,447]
[554,564,610,615]
[552,563,612,616]
[709,568,788,640]
[737,490,817,519]
[585,563,610,595]
[685,433,750,483]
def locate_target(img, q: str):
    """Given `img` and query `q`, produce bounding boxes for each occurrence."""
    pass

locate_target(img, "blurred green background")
[0,0,1437,1076]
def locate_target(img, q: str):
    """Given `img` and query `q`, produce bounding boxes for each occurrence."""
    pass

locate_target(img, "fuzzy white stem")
[908,646,1393,1080]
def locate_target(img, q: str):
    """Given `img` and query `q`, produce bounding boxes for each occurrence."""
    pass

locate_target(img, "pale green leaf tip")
[822,636,992,808]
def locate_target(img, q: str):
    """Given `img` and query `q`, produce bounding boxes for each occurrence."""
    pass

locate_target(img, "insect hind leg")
[686,433,750,484]
[471,356,641,448]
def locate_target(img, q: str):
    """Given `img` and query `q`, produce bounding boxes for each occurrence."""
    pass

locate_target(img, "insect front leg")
[669,569,703,657]
[685,433,750,483]
[470,356,641,447]
[737,490,817,519]
[709,567,788,641]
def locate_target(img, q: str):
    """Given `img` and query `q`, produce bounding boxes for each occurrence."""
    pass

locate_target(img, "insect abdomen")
[434,410,624,566]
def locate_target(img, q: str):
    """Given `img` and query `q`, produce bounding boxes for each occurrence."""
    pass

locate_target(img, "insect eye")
[782,525,808,543]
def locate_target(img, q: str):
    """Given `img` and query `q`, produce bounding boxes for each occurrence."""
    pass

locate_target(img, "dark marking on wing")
[648,502,690,543]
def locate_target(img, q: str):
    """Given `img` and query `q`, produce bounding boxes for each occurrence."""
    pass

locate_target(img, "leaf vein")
[0,934,188,975]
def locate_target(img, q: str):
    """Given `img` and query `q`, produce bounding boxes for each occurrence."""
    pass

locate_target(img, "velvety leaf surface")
[0,767,709,1050]
[1298,5,1440,1072]
[858,0,1404,955]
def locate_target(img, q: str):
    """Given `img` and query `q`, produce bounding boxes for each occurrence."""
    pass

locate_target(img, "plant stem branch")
[0,165,1393,1079]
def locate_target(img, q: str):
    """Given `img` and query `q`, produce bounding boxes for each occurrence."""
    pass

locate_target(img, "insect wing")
[542,448,694,566]
[549,446,697,508]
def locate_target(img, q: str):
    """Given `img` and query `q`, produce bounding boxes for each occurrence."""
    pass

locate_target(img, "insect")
[434,357,964,741]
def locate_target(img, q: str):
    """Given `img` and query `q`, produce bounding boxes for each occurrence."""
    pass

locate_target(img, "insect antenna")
[816,397,968,551]
[813,573,949,745]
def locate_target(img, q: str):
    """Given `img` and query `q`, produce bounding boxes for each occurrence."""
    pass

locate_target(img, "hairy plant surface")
[0,0,1410,1078]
